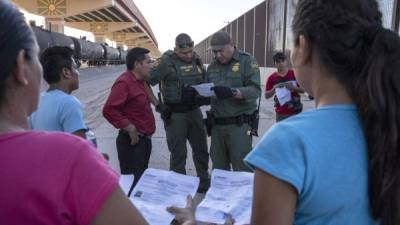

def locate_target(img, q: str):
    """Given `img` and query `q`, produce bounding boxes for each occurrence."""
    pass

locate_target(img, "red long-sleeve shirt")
[103,70,155,135]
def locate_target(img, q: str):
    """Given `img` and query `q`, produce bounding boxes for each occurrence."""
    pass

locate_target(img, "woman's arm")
[90,186,149,225]
[251,169,297,225]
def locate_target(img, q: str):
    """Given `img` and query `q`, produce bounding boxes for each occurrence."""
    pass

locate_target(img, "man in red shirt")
[265,52,304,122]
[103,47,155,192]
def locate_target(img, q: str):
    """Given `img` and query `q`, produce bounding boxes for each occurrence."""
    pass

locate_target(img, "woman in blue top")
[168,0,399,224]
[244,0,400,225]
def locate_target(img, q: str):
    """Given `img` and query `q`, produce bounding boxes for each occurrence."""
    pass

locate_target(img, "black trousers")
[116,130,152,190]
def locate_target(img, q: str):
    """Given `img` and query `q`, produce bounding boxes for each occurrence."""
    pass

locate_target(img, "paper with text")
[191,82,215,97]
[196,169,254,225]
[130,168,199,225]
[275,87,291,105]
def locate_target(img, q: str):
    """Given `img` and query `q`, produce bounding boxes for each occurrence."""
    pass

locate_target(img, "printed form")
[196,169,254,225]
[191,82,215,97]
[130,168,199,225]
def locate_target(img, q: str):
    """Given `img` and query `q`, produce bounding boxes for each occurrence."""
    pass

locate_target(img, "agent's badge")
[232,62,240,72]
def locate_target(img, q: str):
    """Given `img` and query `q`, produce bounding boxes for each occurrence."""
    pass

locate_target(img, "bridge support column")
[94,34,106,43]
[45,17,65,33]
[90,22,108,43]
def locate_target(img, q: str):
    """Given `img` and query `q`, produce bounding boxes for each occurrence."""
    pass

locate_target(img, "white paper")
[119,174,135,195]
[275,87,291,105]
[130,168,200,225]
[191,82,215,97]
[196,169,254,225]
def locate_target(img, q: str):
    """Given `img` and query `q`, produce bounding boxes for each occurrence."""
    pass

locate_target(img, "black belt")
[119,130,152,139]
[167,104,198,113]
[214,114,252,126]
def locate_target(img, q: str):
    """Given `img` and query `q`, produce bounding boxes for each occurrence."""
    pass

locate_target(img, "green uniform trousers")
[210,123,252,171]
[164,108,210,190]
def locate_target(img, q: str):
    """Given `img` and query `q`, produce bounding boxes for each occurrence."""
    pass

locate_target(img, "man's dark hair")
[273,52,286,63]
[40,46,74,84]
[126,47,150,70]
[175,33,193,49]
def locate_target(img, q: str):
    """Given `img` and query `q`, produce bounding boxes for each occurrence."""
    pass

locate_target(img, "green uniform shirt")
[148,50,205,104]
[206,49,261,118]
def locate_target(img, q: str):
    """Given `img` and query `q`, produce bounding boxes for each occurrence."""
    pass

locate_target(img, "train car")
[31,25,125,67]
[71,38,104,66]
[31,26,75,55]
[119,48,127,64]
[102,44,120,65]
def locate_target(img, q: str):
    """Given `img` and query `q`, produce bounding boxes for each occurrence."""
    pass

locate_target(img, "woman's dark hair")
[126,47,150,70]
[40,46,74,84]
[0,0,36,105]
[293,0,400,224]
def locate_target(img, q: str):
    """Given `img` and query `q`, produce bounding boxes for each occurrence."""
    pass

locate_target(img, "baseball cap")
[209,31,231,50]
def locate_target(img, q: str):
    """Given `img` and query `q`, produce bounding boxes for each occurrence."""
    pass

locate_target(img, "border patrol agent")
[206,31,261,171]
[148,33,210,192]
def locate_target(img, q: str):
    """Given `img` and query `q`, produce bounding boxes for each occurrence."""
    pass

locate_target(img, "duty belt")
[167,104,198,113]
[214,114,252,126]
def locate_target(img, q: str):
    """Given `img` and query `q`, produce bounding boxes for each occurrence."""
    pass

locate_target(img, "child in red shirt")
[265,52,304,122]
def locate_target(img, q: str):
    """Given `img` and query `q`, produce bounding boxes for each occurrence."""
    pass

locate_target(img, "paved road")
[63,65,315,207]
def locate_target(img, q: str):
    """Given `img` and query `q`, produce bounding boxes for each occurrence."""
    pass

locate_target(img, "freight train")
[32,26,127,67]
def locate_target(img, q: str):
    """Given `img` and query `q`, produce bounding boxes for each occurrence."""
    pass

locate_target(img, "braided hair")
[293,0,400,224]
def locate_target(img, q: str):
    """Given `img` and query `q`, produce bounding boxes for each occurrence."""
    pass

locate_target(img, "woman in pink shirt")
[0,1,148,225]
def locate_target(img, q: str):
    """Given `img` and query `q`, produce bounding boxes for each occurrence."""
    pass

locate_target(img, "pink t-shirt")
[0,131,119,225]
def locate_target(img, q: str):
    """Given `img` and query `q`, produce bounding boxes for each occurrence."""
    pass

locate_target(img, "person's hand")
[211,86,234,99]
[223,214,235,225]
[284,82,295,91]
[273,83,284,89]
[232,88,243,99]
[167,195,196,225]
[124,124,139,145]
[208,214,235,225]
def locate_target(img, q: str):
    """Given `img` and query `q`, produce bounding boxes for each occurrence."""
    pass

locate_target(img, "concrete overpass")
[13,0,160,57]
